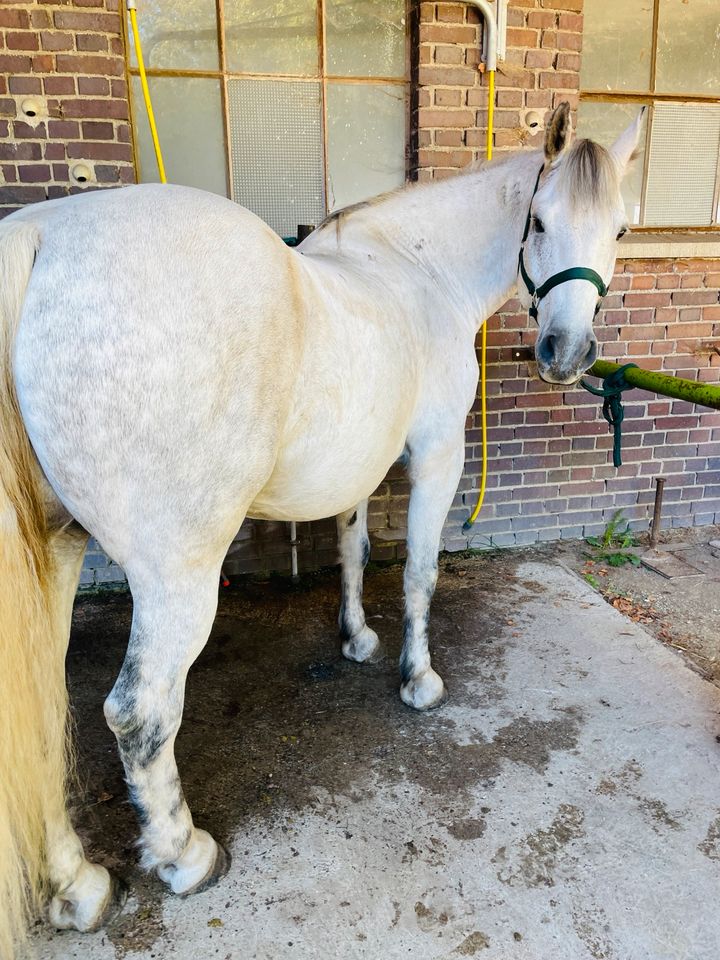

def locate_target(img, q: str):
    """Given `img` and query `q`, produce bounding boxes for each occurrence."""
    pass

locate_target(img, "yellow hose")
[464,68,495,531]
[128,2,166,184]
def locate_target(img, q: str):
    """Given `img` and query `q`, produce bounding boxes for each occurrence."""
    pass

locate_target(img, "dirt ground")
[558,524,720,687]
[35,538,720,959]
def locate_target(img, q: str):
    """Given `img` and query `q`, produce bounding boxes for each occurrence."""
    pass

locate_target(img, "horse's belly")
[247,427,407,522]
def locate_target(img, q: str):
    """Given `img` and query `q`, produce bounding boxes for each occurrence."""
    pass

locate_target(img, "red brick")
[76,34,109,52]
[40,30,74,51]
[61,98,128,119]
[539,71,579,90]
[556,31,583,51]
[419,24,478,44]
[0,54,33,74]
[43,142,66,160]
[18,164,51,183]
[48,119,80,138]
[13,121,48,139]
[527,10,557,28]
[55,54,124,76]
[81,120,114,140]
[558,13,583,30]
[53,10,120,32]
[6,31,40,52]
[0,142,42,162]
[9,76,42,95]
[418,107,476,127]
[507,28,538,47]
[436,3,465,23]
[77,76,110,95]
[541,0,583,10]
[672,290,719,306]
[30,8,52,28]
[66,140,132,161]
[0,9,30,28]
[418,65,479,86]
[43,76,76,95]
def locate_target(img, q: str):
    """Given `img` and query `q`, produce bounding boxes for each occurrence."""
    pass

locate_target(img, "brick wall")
[2,0,719,586]
[0,0,133,219]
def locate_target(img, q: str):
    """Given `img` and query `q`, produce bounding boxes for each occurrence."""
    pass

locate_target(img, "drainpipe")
[463,0,499,73]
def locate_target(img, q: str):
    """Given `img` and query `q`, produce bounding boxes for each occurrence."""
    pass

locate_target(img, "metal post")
[649,477,665,549]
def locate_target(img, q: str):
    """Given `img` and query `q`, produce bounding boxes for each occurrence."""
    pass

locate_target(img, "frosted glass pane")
[326,0,407,78]
[644,103,720,226]
[228,79,324,236]
[327,83,407,211]
[656,0,720,94]
[580,0,653,92]
[131,76,227,196]
[127,0,218,71]
[224,0,318,75]
[576,101,648,224]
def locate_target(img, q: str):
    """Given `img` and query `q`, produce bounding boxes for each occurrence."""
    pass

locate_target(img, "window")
[126,1,409,237]
[578,0,720,230]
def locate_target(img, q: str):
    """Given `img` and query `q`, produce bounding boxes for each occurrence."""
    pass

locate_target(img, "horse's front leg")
[400,437,465,710]
[103,566,230,895]
[336,500,381,662]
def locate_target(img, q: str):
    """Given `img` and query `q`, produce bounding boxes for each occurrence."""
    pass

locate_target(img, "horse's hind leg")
[103,561,229,895]
[45,523,127,932]
[336,500,381,662]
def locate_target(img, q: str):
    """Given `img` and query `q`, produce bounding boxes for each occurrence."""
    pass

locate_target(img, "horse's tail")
[0,221,68,959]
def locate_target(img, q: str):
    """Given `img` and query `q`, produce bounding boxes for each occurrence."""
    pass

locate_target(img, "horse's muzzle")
[536,331,597,384]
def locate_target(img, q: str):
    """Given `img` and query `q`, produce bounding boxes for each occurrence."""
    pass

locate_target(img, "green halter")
[518,167,608,322]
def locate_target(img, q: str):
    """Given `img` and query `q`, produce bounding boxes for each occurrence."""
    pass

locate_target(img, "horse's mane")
[556,138,619,210]
[312,137,618,241]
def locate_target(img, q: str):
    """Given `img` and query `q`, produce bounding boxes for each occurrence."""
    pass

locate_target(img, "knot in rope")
[580,363,638,468]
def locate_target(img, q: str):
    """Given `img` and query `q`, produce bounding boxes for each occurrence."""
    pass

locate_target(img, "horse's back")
[11,185,305,564]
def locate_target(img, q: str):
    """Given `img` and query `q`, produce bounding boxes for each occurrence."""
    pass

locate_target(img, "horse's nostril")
[537,333,556,366]
[584,339,598,367]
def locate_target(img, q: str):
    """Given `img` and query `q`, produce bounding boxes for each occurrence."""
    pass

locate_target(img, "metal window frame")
[124,0,411,217]
[579,0,720,232]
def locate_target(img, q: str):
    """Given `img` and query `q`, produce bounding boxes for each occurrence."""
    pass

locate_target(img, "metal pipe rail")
[587,360,720,410]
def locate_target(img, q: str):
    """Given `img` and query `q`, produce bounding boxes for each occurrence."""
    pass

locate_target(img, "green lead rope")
[580,363,638,467]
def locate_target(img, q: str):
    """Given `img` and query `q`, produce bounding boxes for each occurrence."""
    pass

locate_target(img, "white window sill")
[618,232,720,260]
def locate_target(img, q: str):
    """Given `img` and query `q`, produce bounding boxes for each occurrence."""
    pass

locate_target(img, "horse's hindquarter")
[248,254,429,521]
[12,185,304,563]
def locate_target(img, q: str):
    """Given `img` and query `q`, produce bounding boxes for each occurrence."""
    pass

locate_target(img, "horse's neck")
[307,149,543,333]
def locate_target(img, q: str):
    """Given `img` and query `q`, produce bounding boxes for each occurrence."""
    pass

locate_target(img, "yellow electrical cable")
[464,68,494,531]
[128,2,166,183]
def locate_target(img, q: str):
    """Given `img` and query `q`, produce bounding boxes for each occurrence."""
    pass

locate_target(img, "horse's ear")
[609,108,646,177]
[544,102,571,164]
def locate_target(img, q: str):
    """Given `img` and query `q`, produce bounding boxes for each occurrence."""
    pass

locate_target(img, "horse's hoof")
[183,842,231,897]
[342,625,382,663]
[157,829,231,897]
[49,863,127,933]
[400,668,448,711]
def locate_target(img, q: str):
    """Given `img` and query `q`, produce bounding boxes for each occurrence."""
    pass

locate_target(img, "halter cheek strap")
[518,166,609,322]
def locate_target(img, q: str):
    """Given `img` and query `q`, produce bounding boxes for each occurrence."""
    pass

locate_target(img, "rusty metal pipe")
[649,477,666,549]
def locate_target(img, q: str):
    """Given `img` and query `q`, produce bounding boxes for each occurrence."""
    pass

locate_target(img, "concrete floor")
[35,553,720,960]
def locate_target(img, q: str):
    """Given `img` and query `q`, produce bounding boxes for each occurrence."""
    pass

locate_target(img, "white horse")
[0,103,641,954]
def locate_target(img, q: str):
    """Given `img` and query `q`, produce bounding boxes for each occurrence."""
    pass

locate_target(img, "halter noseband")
[518,166,608,322]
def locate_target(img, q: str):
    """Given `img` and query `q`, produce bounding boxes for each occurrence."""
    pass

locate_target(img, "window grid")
[580,0,720,231]
[125,1,410,219]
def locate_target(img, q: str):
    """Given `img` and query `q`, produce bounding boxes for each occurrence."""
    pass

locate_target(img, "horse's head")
[518,103,643,384]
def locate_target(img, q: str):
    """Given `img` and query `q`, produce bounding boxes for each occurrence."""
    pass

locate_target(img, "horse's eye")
[616,227,627,240]
[532,216,545,234]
